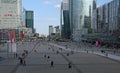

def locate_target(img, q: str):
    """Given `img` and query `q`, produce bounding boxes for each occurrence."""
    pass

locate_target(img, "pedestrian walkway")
[49,43,120,62]
[0,41,120,73]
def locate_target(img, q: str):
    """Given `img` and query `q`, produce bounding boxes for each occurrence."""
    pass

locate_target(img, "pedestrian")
[48,56,50,59]
[51,61,54,67]
[18,57,23,65]
[67,53,69,56]
[56,51,59,54]
[44,54,47,58]
[25,50,28,55]
[34,50,37,52]
[68,62,72,68]
[22,52,26,65]
[48,47,50,50]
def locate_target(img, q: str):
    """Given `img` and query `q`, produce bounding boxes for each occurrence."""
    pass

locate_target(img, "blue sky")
[22,0,112,35]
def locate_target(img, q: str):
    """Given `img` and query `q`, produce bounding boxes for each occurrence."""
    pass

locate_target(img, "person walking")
[51,61,54,67]
[68,62,72,68]
[22,52,26,65]
[18,57,23,65]
[44,54,47,58]
[48,56,50,59]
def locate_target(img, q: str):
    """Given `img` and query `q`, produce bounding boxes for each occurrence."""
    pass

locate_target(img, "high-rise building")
[49,25,54,37]
[22,10,34,33]
[61,0,71,39]
[69,0,96,41]
[92,0,120,33]
[54,26,60,39]
[0,0,22,40]
[0,0,22,29]
[25,11,34,29]
[90,0,120,45]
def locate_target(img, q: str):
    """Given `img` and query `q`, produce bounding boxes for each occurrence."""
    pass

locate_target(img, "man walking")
[51,61,54,67]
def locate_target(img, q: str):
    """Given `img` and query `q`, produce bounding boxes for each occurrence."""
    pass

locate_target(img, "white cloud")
[43,1,52,5]
[54,4,61,9]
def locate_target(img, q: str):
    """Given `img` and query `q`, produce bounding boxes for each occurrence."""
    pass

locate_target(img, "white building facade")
[0,0,22,29]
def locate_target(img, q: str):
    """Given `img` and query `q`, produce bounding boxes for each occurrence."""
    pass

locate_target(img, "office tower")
[0,0,22,29]
[69,0,96,41]
[61,0,71,39]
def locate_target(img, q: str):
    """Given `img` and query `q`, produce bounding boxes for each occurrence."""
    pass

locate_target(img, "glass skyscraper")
[61,0,71,39]
[69,0,96,41]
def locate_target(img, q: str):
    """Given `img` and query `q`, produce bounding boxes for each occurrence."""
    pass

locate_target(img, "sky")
[22,0,112,35]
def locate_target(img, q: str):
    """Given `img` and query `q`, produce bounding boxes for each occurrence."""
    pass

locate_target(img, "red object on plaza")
[96,41,99,47]
[20,33,25,38]
[9,30,16,43]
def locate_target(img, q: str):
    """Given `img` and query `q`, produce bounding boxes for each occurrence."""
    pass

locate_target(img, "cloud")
[43,1,52,5]
[54,4,61,9]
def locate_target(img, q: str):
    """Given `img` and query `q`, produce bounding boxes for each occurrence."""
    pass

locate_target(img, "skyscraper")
[69,0,96,41]
[49,25,54,37]
[22,10,34,33]
[61,0,71,39]
[0,0,22,29]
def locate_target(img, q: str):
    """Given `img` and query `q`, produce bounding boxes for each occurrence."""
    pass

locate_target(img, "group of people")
[47,46,73,68]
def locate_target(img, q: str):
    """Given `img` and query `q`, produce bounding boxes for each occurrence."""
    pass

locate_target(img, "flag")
[20,33,25,39]
[9,30,16,43]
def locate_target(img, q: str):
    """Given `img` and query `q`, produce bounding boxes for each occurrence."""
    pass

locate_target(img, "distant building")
[49,25,54,39]
[22,11,34,33]
[54,26,60,39]
[54,26,60,34]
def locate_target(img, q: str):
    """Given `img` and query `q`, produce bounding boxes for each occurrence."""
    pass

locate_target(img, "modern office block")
[61,0,71,39]
[0,0,22,29]
[69,0,96,41]
[92,0,120,33]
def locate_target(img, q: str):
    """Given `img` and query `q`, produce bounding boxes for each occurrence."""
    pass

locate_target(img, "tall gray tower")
[69,0,96,41]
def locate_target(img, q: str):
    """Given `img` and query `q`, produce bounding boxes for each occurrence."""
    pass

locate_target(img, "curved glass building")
[69,0,96,41]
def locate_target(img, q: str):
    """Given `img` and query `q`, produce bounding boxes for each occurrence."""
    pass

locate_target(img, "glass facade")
[25,11,34,29]
[61,0,71,39]
[69,0,95,41]
[63,10,70,39]
[92,0,120,33]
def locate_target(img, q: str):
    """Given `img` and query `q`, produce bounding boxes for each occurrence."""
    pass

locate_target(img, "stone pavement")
[49,42,120,73]
[50,42,120,61]
[0,40,120,73]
